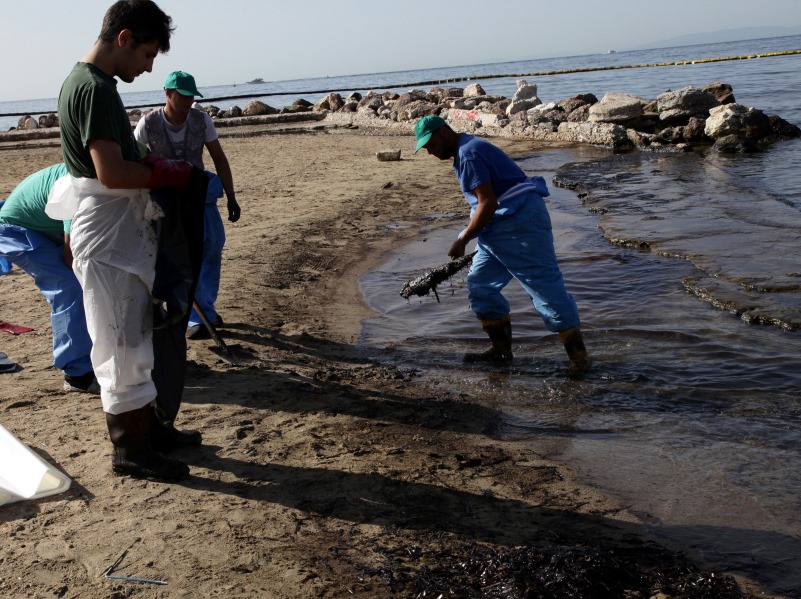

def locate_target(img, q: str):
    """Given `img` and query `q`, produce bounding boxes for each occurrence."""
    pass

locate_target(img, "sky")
[0,0,799,102]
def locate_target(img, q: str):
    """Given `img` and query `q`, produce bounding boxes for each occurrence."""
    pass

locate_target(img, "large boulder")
[17,115,38,130]
[463,83,486,97]
[448,108,503,128]
[558,121,633,148]
[506,80,542,117]
[38,113,58,128]
[683,116,708,141]
[357,92,385,111]
[703,82,735,105]
[558,94,597,113]
[588,92,646,124]
[712,134,763,153]
[657,86,720,124]
[427,86,463,103]
[526,102,565,126]
[507,97,542,117]
[767,114,801,139]
[566,104,591,122]
[242,100,279,116]
[395,90,429,111]
[282,98,314,114]
[704,103,773,140]
[397,100,438,121]
[511,80,539,102]
[313,92,345,112]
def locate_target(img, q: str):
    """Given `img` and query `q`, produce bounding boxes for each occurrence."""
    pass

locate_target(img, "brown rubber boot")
[106,405,189,481]
[464,316,514,363]
[559,326,591,374]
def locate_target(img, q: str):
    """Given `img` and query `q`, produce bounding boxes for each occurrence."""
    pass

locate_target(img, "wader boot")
[106,406,189,481]
[464,316,514,363]
[559,326,590,374]
[150,408,202,453]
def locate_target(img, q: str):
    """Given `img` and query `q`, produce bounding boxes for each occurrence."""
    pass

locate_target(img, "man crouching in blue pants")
[414,115,590,374]
[0,164,98,392]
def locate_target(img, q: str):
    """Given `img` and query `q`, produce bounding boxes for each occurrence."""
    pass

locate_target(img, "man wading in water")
[414,115,590,374]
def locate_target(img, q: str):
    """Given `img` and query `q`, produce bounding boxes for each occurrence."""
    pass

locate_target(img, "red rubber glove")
[143,153,193,190]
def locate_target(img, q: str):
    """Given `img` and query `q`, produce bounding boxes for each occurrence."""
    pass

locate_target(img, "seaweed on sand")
[364,539,746,598]
[400,251,476,302]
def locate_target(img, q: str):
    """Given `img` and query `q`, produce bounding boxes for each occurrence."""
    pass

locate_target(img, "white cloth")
[49,177,163,414]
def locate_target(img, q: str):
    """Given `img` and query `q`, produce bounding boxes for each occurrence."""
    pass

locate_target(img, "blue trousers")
[188,174,225,327]
[466,193,580,333]
[0,224,93,376]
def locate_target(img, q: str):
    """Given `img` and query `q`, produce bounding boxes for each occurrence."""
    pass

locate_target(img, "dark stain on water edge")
[553,149,801,331]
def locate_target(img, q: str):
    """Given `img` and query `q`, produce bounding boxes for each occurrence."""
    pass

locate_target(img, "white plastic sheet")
[0,423,71,506]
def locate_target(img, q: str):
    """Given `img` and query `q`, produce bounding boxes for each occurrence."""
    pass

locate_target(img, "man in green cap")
[414,114,589,374]
[135,70,240,340]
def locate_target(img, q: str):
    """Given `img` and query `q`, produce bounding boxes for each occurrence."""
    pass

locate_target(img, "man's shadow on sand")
[178,447,801,597]
[184,323,606,438]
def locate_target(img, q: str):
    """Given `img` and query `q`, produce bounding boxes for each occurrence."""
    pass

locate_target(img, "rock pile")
[14,113,59,130]
[193,79,798,153]
[7,80,798,154]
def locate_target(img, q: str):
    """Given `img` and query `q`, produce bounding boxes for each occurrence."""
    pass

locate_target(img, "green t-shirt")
[0,164,70,244]
[58,62,138,178]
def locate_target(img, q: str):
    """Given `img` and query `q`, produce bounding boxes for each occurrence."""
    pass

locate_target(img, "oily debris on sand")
[400,251,476,302]
[398,542,744,599]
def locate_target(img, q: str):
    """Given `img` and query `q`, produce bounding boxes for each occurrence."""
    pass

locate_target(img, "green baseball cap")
[164,71,203,97]
[414,115,446,153]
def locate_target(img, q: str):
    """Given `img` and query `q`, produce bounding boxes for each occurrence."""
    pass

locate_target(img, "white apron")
[47,177,163,414]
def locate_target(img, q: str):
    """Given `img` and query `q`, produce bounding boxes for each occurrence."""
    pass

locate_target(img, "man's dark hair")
[98,0,174,53]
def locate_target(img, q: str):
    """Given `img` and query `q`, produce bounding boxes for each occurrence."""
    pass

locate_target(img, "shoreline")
[0,126,778,597]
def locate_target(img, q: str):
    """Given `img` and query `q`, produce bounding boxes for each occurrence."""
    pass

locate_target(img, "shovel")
[192,301,240,365]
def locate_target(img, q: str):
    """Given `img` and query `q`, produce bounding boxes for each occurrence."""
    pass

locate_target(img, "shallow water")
[358,147,801,595]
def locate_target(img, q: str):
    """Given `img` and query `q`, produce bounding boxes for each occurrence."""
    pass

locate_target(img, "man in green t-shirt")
[56,0,197,482]
[0,164,98,394]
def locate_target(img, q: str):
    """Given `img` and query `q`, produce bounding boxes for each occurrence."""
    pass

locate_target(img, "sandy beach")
[0,121,770,597]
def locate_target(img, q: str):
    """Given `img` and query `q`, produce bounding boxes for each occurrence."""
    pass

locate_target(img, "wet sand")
[0,122,772,597]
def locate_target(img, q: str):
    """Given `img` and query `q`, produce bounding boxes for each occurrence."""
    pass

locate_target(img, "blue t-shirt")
[452,134,527,210]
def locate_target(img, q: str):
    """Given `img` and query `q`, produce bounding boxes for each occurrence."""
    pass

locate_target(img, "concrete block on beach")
[376,150,401,161]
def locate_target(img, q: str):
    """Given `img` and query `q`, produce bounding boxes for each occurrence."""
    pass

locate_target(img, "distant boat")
[606,50,616,54]
[247,78,264,84]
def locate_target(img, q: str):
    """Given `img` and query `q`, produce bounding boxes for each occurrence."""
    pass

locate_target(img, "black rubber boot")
[106,406,189,481]
[464,316,514,364]
[150,409,202,453]
[559,326,591,375]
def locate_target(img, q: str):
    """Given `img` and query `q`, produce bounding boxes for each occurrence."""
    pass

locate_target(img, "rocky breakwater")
[308,80,801,153]
[3,80,798,153]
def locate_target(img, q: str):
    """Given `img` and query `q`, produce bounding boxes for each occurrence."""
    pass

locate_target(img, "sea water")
[355,40,801,595]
